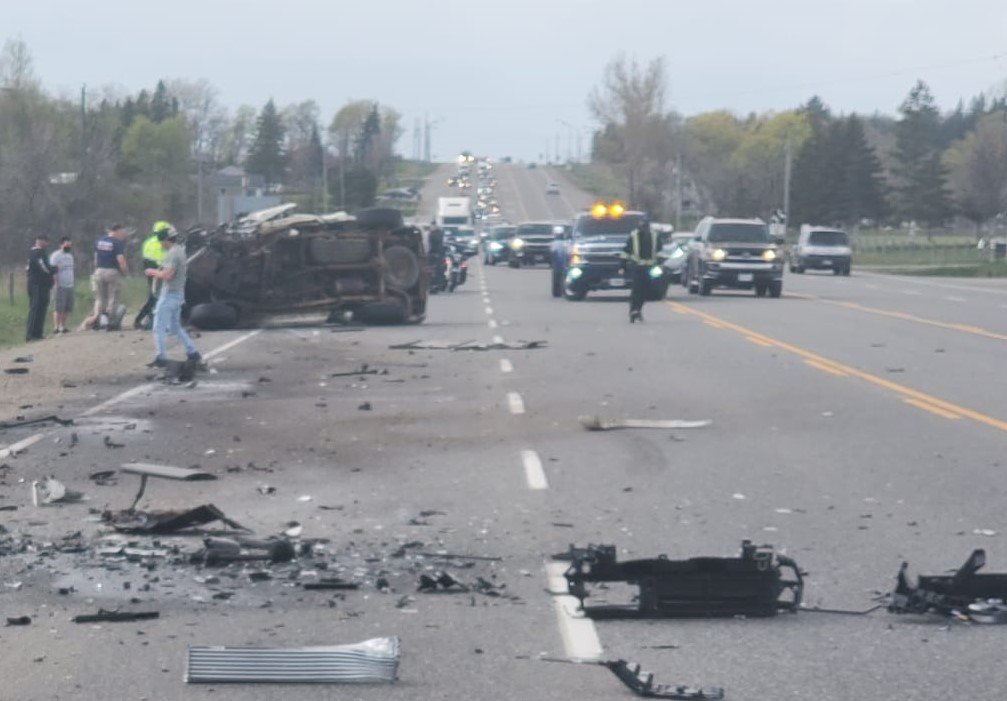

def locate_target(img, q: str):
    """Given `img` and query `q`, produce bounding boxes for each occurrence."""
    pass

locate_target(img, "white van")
[790,226,852,275]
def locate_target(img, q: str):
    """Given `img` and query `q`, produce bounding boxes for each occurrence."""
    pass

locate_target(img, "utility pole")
[782,138,792,232]
[79,85,87,173]
[321,138,329,212]
[674,152,683,232]
[554,133,560,163]
[423,113,431,163]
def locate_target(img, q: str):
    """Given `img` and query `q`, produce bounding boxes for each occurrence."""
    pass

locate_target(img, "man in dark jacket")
[26,234,55,341]
[620,221,658,323]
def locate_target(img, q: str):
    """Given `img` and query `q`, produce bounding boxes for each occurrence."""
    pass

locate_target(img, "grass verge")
[0,277,149,350]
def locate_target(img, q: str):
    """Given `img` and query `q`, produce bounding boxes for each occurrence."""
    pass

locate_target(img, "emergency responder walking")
[620,221,658,323]
[25,234,55,341]
[134,221,171,329]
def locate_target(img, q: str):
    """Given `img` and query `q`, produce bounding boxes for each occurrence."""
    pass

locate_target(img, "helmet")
[152,220,173,234]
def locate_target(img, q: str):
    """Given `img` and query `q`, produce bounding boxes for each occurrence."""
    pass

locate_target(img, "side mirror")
[692,234,701,242]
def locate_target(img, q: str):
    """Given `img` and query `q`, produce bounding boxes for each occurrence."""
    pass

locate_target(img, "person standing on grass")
[81,223,129,330]
[25,234,55,341]
[145,227,201,367]
[49,236,75,334]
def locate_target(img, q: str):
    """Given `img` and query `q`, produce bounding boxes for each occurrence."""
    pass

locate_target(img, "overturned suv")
[685,217,783,297]
[184,205,427,329]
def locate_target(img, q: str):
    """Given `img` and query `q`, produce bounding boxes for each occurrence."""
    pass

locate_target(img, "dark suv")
[685,217,783,297]
[507,222,555,267]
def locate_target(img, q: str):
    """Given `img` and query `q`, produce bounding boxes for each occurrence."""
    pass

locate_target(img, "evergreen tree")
[838,115,887,224]
[149,80,177,123]
[892,81,952,226]
[355,102,381,168]
[246,99,286,184]
[789,97,834,225]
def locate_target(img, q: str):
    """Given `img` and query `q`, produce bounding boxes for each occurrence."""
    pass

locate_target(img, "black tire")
[383,245,421,290]
[551,268,564,298]
[769,281,783,298]
[833,267,842,276]
[189,302,238,330]
[355,207,403,230]
[795,262,805,273]
[354,302,407,325]
[755,282,767,297]
[843,266,851,277]
[699,279,712,296]
[564,285,586,301]
[508,259,520,269]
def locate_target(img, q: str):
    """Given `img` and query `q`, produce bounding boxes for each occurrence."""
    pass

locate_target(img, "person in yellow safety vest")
[620,221,658,323]
[133,221,172,329]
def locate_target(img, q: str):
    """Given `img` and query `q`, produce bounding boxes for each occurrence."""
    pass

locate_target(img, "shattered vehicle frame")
[561,540,803,619]
[889,549,1007,619]
[185,205,428,328]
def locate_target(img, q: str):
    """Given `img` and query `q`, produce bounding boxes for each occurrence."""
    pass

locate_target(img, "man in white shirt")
[49,236,75,334]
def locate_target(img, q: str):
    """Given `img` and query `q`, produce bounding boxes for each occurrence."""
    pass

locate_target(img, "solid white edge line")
[507,392,525,415]
[545,562,603,660]
[81,329,262,417]
[499,358,513,373]
[521,449,548,490]
[0,433,44,460]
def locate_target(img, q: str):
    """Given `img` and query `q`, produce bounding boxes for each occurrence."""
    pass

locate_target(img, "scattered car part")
[120,462,217,511]
[0,415,73,430]
[200,537,295,565]
[31,477,83,506]
[561,541,803,618]
[72,609,160,624]
[889,549,1007,619]
[104,504,248,534]
[389,339,546,351]
[185,636,400,684]
[540,657,723,700]
[302,579,360,591]
[578,415,711,431]
[6,616,31,626]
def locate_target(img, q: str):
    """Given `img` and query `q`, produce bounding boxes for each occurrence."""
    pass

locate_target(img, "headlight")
[762,249,777,262]
[670,247,685,259]
[648,265,664,279]
[489,242,503,251]
[711,248,727,262]
[510,238,525,250]
[567,267,583,280]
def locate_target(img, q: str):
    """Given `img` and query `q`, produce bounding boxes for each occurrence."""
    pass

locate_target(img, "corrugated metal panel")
[185,636,399,684]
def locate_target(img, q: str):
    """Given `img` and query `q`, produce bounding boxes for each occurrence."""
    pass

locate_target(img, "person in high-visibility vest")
[133,221,172,329]
[620,221,658,323]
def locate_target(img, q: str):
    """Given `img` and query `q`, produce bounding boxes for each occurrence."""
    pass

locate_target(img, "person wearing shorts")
[81,223,129,330]
[49,236,75,333]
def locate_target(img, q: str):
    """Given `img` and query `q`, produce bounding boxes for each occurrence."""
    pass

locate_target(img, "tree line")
[590,56,1007,235]
[0,37,402,266]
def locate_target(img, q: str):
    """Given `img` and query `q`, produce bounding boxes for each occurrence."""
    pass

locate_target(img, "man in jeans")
[81,223,129,330]
[145,228,201,367]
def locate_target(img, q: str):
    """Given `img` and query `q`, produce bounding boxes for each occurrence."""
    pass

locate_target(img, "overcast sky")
[7,0,1007,161]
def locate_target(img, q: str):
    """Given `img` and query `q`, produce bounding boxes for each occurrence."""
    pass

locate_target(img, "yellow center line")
[804,359,847,377]
[802,295,1007,342]
[745,335,773,347]
[667,301,1007,434]
[703,320,725,329]
[904,398,961,420]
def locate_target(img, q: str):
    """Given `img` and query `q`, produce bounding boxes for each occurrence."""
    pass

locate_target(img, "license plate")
[822,259,832,265]
[607,278,626,288]
[737,273,753,282]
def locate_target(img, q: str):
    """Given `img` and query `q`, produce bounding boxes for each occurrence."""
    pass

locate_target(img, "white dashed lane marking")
[499,358,513,373]
[507,392,526,415]
[521,449,548,490]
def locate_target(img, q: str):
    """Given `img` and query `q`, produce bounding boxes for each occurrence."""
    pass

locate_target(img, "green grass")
[0,276,149,349]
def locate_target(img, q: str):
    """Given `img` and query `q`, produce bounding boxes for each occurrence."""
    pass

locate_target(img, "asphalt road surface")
[2,164,1006,700]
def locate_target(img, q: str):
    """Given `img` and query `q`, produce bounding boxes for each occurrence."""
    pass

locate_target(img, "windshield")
[517,224,554,236]
[808,230,848,246]
[441,215,469,225]
[708,223,770,244]
[489,227,516,240]
[575,214,645,238]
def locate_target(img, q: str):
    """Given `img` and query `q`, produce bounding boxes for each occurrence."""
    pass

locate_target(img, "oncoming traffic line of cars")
[475,199,856,303]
